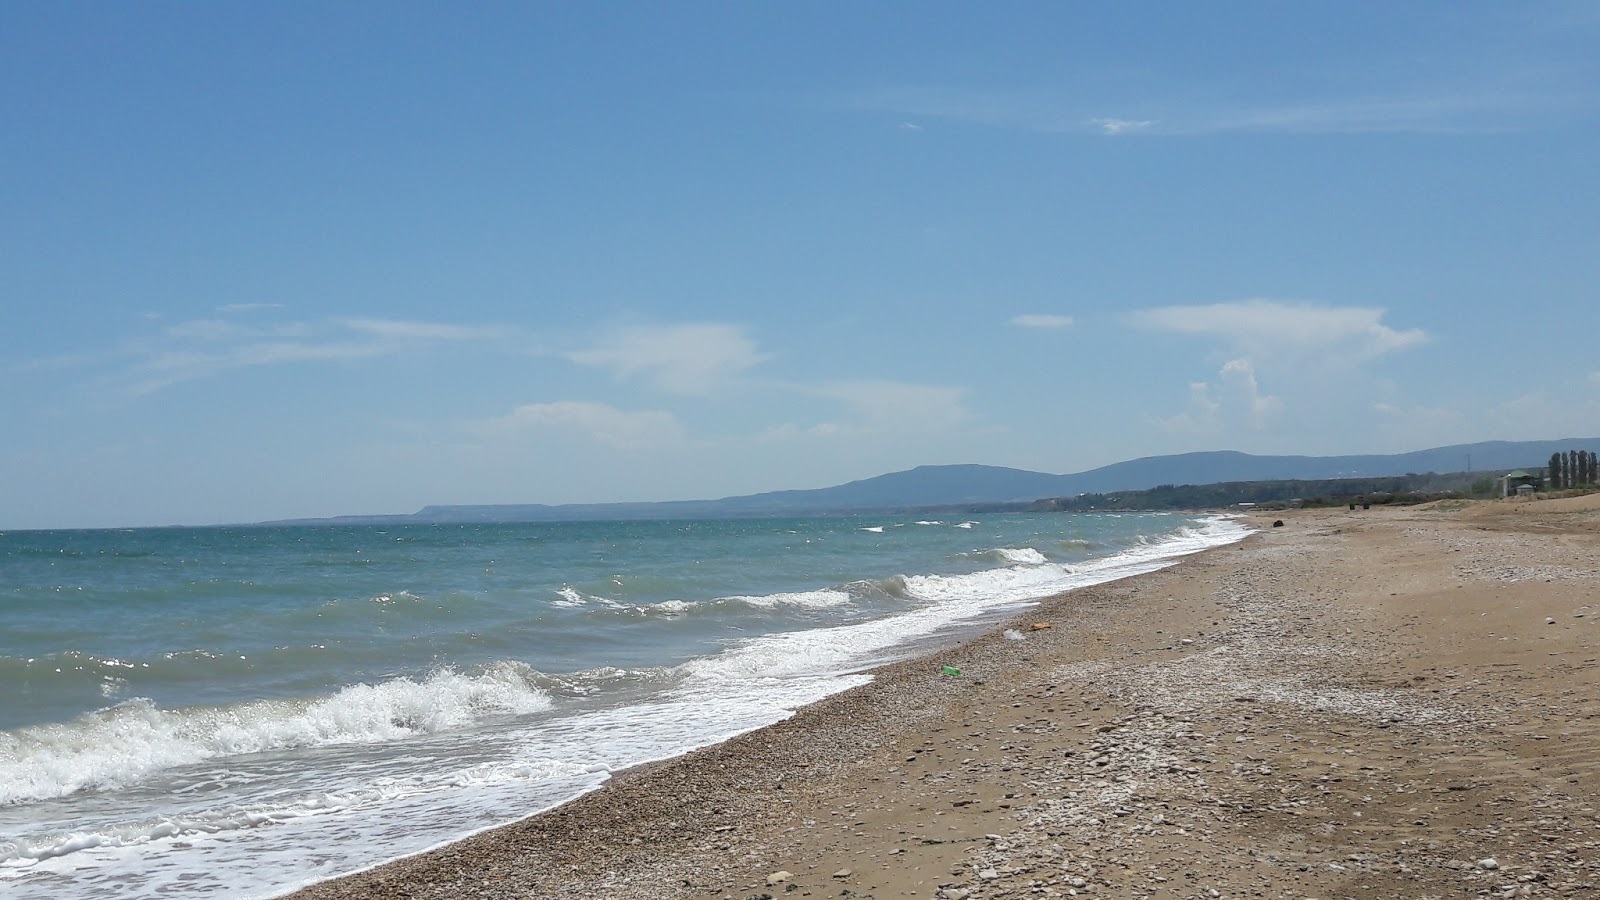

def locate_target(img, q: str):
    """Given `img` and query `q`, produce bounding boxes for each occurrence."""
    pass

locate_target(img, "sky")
[4,2,1599,529]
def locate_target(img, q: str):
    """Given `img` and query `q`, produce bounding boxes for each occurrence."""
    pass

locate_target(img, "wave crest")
[0,663,553,805]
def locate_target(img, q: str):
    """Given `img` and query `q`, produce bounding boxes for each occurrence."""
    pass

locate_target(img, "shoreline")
[291,496,1600,899]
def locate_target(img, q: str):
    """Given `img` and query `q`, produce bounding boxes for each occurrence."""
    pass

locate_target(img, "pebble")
[286,505,1600,900]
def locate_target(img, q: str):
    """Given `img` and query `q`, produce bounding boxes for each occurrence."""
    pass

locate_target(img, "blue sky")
[4,2,1599,529]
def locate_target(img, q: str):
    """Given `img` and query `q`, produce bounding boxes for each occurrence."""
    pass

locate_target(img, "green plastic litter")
[940,665,961,676]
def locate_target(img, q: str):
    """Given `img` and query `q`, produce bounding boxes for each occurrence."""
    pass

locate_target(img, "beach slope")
[293,495,1600,899]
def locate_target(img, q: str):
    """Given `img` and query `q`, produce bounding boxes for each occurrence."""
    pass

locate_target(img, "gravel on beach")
[291,494,1600,900]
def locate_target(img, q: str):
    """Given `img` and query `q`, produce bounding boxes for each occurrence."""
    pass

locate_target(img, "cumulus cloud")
[1153,381,1224,435]
[492,401,685,450]
[1155,359,1281,434]
[1219,358,1283,427]
[565,323,769,394]
[1009,313,1075,329]
[1131,299,1428,360]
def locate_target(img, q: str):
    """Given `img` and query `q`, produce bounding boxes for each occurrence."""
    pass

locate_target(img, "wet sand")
[291,494,1600,899]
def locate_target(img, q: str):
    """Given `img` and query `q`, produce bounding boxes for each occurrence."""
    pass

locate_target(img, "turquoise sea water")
[0,512,1247,898]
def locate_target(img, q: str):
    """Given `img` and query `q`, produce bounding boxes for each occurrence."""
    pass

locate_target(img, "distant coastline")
[258,437,1598,527]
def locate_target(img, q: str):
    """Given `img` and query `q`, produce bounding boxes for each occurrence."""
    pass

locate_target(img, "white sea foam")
[859,526,885,533]
[717,589,852,610]
[0,515,1251,899]
[0,663,553,806]
[988,547,1049,565]
[551,587,618,608]
[0,668,863,900]
[681,517,1248,685]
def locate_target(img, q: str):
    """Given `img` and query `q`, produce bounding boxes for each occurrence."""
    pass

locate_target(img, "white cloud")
[117,315,511,394]
[565,323,769,394]
[216,302,285,313]
[340,318,510,341]
[1009,313,1075,329]
[755,421,845,443]
[1206,92,1563,135]
[492,401,685,451]
[1153,381,1224,435]
[822,379,972,432]
[761,379,974,442]
[856,82,1578,137]
[164,319,247,342]
[1154,359,1280,434]
[1219,358,1283,427]
[1131,299,1428,360]
[1090,117,1155,135]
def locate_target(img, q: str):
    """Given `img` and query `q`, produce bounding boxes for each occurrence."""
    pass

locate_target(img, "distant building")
[1501,470,1541,497]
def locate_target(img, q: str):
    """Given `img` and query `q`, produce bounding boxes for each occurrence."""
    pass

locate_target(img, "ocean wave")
[622,588,855,617]
[679,515,1250,684]
[714,589,853,610]
[963,547,1050,565]
[848,575,914,602]
[0,662,554,805]
[550,586,621,609]
[524,665,674,699]
[0,754,608,867]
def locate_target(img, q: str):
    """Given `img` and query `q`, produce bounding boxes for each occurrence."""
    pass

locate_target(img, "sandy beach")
[292,494,1600,900]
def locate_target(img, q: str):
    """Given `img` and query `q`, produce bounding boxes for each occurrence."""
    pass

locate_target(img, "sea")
[0,511,1249,898]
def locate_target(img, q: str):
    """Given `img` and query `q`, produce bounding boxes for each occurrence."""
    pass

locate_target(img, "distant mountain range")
[264,437,1598,526]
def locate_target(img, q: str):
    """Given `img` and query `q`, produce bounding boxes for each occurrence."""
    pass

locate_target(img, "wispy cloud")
[490,401,685,451]
[1009,313,1075,330]
[1131,299,1428,360]
[855,80,1586,137]
[340,318,509,342]
[1090,117,1155,136]
[565,323,770,394]
[216,302,285,313]
[761,379,972,442]
[1197,91,1568,135]
[824,379,971,431]
[115,316,513,394]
